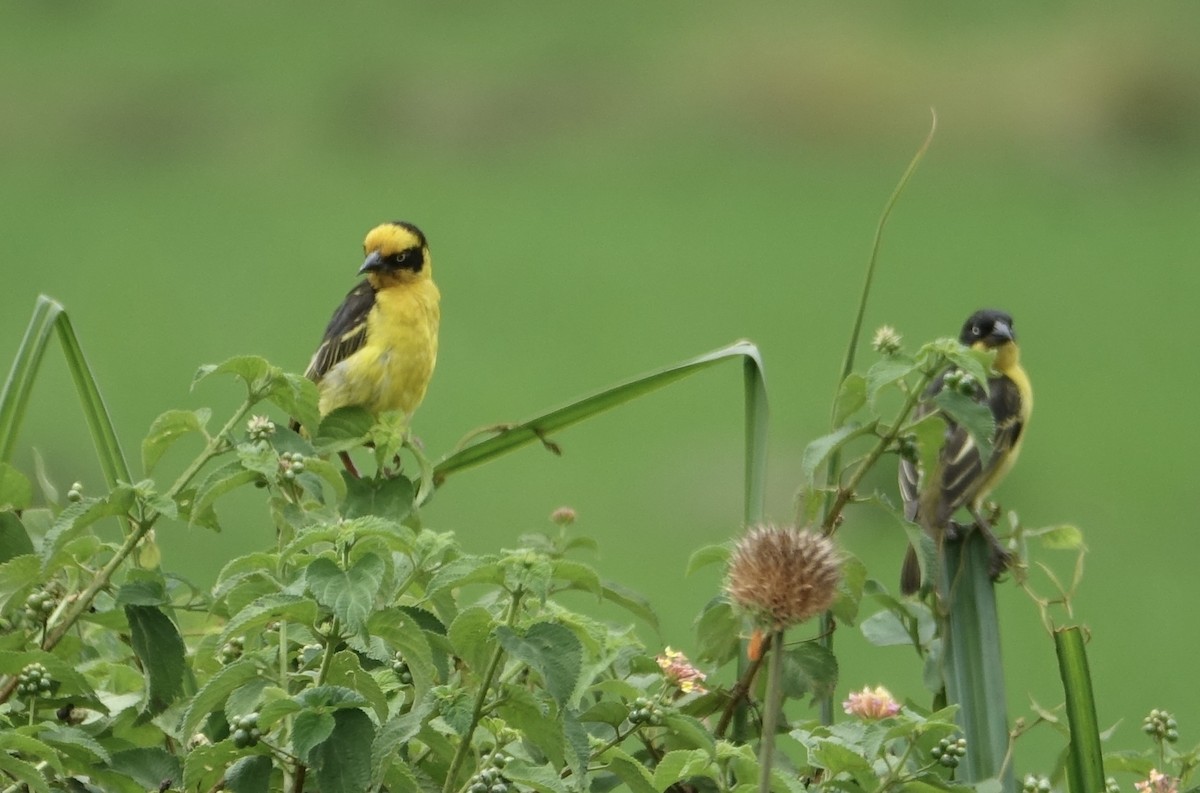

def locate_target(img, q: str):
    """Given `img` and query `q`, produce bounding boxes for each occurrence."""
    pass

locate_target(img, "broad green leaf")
[325,650,389,721]
[578,699,628,728]
[0,554,40,612]
[0,754,49,793]
[830,553,867,625]
[39,726,111,766]
[216,594,317,651]
[267,372,320,432]
[860,610,913,647]
[310,709,375,793]
[653,749,715,791]
[141,408,210,472]
[226,755,273,793]
[189,460,262,530]
[504,759,573,793]
[341,472,414,521]
[305,552,385,633]
[193,355,275,392]
[693,598,740,665]
[0,733,63,775]
[551,558,602,597]
[832,373,867,427]
[425,554,503,597]
[0,650,96,701]
[1034,524,1084,550]
[294,685,369,711]
[126,604,187,716]
[933,388,994,462]
[661,712,716,754]
[299,455,348,502]
[433,683,475,734]
[226,678,272,727]
[496,622,583,708]
[367,609,437,698]
[799,423,873,486]
[115,576,169,607]
[372,696,435,783]
[496,687,565,766]
[780,643,838,703]
[809,739,874,780]
[0,463,32,511]
[183,741,243,793]
[0,511,34,563]
[293,710,336,762]
[866,358,916,405]
[599,579,659,631]
[600,747,657,793]
[685,544,729,576]
[41,485,136,561]
[448,606,495,673]
[108,747,183,792]
[181,659,262,736]
[314,405,374,452]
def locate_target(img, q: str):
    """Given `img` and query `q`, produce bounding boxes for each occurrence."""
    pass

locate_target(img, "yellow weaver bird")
[898,309,1032,595]
[301,221,440,470]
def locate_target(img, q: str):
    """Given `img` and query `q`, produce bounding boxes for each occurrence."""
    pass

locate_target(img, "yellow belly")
[318,281,440,417]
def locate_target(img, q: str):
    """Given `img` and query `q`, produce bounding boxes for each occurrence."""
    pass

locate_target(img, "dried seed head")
[725,524,840,630]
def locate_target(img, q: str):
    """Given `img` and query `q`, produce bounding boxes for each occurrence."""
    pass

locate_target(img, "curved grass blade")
[433,341,768,529]
[0,296,132,490]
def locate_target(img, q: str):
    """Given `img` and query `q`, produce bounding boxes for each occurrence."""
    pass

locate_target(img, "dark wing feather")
[900,371,1024,527]
[304,282,376,382]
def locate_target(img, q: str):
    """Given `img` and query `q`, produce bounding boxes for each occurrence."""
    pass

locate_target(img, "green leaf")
[601,747,657,793]
[0,754,49,793]
[496,622,583,708]
[42,485,136,561]
[860,610,913,647]
[295,685,370,711]
[311,709,375,793]
[831,553,867,625]
[341,472,414,521]
[504,759,573,793]
[781,643,838,704]
[599,579,659,631]
[833,373,867,427]
[141,408,211,472]
[653,749,715,791]
[425,554,503,597]
[181,658,263,736]
[1034,524,1084,550]
[0,650,96,700]
[40,725,111,766]
[193,355,275,392]
[367,608,437,698]
[551,558,602,597]
[294,709,337,761]
[126,604,187,716]
[216,593,317,651]
[226,755,273,793]
[448,606,495,673]
[0,554,39,613]
[685,544,729,576]
[305,552,385,633]
[189,460,262,530]
[0,511,34,563]
[0,463,32,511]
[183,741,243,793]
[694,598,740,665]
[799,423,873,486]
[314,406,375,453]
[325,650,390,721]
[910,411,947,490]
[372,696,434,783]
[933,388,995,462]
[1056,626,1105,793]
[108,747,183,792]
[115,576,169,607]
[866,358,916,404]
[267,371,321,431]
[661,712,716,754]
[809,738,873,780]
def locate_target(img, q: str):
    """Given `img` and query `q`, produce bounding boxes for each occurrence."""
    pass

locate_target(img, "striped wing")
[305,282,376,382]
[899,371,1024,527]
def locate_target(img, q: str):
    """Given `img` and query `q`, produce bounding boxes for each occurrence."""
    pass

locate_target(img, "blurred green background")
[4,2,1199,773]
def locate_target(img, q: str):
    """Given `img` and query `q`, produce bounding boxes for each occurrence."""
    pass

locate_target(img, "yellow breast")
[318,279,441,417]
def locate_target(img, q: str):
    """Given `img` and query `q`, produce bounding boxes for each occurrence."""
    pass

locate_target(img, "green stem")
[756,630,785,793]
[442,587,524,793]
[317,618,341,687]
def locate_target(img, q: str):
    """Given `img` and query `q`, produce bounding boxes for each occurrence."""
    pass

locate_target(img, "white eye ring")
[971,325,981,336]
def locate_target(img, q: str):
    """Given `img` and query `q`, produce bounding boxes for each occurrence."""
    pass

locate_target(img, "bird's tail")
[900,544,922,596]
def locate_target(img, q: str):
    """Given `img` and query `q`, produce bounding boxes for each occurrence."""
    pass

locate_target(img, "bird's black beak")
[358,251,385,275]
[989,320,1015,343]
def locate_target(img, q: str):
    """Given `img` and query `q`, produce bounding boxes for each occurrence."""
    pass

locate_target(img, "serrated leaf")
[367,608,437,698]
[831,553,867,625]
[181,659,262,735]
[601,747,657,793]
[799,424,870,486]
[0,733,63,775]
[0,754,49,793]
[0,511,33,563]
[325,650,389,721]
[183,741,243,793]
[0,463,32,511]
[372,695,435,783]
[860,610,915,647]
[661,712,716,753]
[39,725,111,765]
[126,604,187,716]
[496,622,582,708]
[0,650,96,700]
[551,558,602,597]
[496,687,565,765]
[314,406,375,453]
[833,373,868,427]
[189,460,261,530]
[42,486,136,560]
[340,472,414,521]
[809,738,874,779]
[294,685,369,711]
[448,606,495,673]
[686,544,729,576]
[305,553,385,633]
[115,577,168,607]
[141,408,210,472]
[600,579,658,630]
[226,754,273,793]
[0,554,40,613]
[310,709,375,793]
[109,747,183,791]
[294,709,336,762]
[217,593,317,650]
[781,643,838,703]
[933,388,994,462]
[267,372,320,432]
[425,555,503,597]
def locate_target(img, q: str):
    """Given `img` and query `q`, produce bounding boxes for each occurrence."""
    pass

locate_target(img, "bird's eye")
[971,325,981,336]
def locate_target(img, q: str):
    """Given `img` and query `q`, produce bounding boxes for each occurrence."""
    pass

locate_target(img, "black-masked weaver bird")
[898,309,1032,595]
[301,221,440,443]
